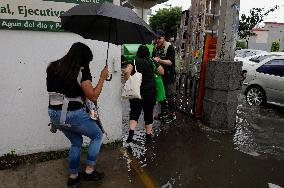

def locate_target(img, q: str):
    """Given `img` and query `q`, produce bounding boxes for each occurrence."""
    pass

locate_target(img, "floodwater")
[122,95,284,188]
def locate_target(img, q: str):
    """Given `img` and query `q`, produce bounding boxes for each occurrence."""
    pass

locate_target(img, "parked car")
[242,56,284,107]
[240,52,284,71]
[235,49,266,59]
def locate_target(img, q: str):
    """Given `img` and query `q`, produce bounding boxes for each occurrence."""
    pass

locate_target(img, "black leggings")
[160,82,176,114]
[129,93,155,125]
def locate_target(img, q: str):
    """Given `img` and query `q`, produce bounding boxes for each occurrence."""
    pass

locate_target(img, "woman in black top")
[46,42,109,186]
[124,45,164,143]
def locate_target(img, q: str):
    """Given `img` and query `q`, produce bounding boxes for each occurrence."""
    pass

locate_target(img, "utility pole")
[176,0,242,130]
[202,0,242,130]
[216,0,240,61]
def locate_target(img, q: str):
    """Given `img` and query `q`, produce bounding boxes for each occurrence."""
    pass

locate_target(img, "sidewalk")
[0,99,153,188]
[0,147,144,188]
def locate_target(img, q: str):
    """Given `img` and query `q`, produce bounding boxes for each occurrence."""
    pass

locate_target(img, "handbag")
[122,60,142,99]
[152,61,166,102]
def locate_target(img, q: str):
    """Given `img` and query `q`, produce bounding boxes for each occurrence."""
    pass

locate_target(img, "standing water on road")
[122,95,284,188]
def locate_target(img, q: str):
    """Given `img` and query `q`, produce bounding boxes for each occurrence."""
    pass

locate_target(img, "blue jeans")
[48,108,103,174]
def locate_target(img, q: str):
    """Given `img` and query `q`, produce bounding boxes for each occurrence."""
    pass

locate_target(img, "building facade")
[249,22,284,52]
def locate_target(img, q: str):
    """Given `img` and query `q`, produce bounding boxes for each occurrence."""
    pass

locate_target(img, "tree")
[149,7,182,40]
[238,6,279,47]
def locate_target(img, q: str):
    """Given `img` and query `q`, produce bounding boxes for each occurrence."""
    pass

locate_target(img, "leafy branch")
[238,5,279,42]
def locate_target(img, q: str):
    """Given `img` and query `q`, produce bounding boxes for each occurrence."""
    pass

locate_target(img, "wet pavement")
[0,96,283,188]
[122,95,284,188]
[0,148,134,188]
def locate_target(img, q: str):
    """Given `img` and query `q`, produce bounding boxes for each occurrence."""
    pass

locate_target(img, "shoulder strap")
[151,59,157,69]
[133,59,137,72]
[151,59,158,76]
[77,67,83,85]
[164,42,171,55]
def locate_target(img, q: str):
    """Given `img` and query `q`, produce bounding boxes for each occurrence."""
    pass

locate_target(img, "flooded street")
[122,96,284,188]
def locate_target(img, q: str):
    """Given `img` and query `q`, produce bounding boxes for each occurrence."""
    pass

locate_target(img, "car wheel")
[246,86,267,106]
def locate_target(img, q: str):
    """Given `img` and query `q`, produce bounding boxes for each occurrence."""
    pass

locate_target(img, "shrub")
[236,40,247,50]
[271,40,280,52]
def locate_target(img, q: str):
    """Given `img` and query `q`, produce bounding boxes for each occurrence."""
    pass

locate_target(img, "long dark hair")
[137,45,150,59]
[46,42,93,84]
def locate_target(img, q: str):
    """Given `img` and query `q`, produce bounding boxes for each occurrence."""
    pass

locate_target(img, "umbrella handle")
[106,74,112,81]
[105,19,113,82]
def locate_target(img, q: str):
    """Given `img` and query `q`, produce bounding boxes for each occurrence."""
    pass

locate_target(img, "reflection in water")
[160,182,173,188]
[234,95,284,159]
[122,97,284,187]
[234,110,260,156]
[269,183,283,188]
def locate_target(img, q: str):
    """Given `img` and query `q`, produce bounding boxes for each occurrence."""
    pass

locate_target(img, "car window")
[256,59,284,77]
[255,51,263,55]
[245,51,256,57]
[265,59,284,65]
[250,54,280,63]
[236,50,253,58]
[236,50,265,58]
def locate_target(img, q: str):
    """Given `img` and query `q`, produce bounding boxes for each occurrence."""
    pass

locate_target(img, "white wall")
[248,31,269,51]
[113,0,121,5]
[249,24,284,51]
[255,31,268,44]
[0,30,122,156]
[266,25,284,51]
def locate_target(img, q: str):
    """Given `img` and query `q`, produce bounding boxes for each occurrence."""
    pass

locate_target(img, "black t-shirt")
[46,66,92,110]
[131,58,159,94]
[152,44,175,84]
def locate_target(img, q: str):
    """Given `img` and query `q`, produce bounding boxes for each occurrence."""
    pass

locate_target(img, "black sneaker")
[67,175,82,187]
[164,114,177,124]
[83,170,105,181]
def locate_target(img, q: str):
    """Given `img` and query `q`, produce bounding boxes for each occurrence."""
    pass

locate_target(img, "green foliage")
[0,150,20,170]
[236,40,247,50]
[271,40,280,52]
[0,149,70,170]
[238,6,279,41]
[149,7,182,39]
